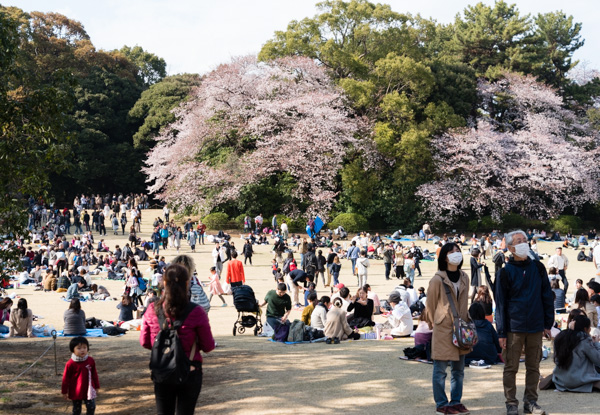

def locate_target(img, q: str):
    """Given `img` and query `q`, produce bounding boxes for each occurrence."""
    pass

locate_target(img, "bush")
[329,213,368,233]
[547,215,582,234]
[234,214,247,229]
[202,212,230,230]
[275,214,304,232]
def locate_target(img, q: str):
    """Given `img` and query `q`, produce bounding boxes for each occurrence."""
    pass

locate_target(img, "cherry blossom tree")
[417,73,600,223]
[144,55,365,217]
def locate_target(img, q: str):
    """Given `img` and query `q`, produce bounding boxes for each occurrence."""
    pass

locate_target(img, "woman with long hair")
[425,242,471,415]
[63,298,86,336]
[474,285,494,322]
[547,315,600,392]
[140,264,215,415]
[575,288,598,327]
[9,298,33,337]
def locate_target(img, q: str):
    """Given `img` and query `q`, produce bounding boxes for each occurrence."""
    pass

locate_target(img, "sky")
[5,0,600,76]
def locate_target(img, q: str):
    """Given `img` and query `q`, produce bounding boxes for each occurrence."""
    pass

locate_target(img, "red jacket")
[61,357,100,400]
[140,302,215,363]
[226,259,245,284]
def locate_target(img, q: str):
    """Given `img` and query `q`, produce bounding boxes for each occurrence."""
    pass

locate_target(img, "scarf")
[70,354,97,400]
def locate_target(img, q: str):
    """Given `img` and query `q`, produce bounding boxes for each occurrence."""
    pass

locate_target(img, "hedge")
[329,213,368,233]
[547,215,582,234]
[202,212,231,230]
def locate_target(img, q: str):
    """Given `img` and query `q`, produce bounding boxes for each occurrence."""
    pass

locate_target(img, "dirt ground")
[0,210,598,414]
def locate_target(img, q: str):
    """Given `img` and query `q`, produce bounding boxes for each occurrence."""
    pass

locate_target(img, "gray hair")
[505,230,527,247]
[171,255,195,276]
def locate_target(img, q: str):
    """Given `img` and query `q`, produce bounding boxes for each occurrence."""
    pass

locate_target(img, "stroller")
[232,285,263,336]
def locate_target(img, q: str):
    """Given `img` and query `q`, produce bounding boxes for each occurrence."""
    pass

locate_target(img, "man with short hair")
[259,283,292,330]
[496,230,554,415]
[288,269,311,308]
[547,247,569,293]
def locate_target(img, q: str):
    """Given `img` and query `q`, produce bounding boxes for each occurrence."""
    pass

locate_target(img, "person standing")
[225,251,245,288]
[383,243,394,280]
[496,230,554,415]
[346,241,360,276]
[470,249,485,302]
[271,214,277,231]
[280,221,289,241]
[242,240,253,265]
[197,221,206,245]
[547,247,569,294]
[162,205,169,222]
[425,242,471,415]
[212,243,226,276]
[140,264,215,415]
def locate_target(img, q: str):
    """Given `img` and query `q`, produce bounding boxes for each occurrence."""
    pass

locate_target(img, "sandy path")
[0,210,597,414]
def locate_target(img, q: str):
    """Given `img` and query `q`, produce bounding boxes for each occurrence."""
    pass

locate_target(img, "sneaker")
[221,303,227,307]
[451,404,470,414]
[325,337,332,344]
[333,337,340,344]
[506,404,518,415]
[469,360,491,369]
[524,401,546,415]
[435,406,459,415]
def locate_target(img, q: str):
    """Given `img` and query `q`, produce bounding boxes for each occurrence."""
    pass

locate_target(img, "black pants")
[384,262,391,280]
[558,269,569,293]
[244,256,252,265]
[395,265,405,279]
[154,368,202,415]
[72,398,95,415]
[230,281,242,288]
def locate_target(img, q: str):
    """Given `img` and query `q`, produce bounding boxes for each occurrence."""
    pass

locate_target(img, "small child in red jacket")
[61,337,100,415]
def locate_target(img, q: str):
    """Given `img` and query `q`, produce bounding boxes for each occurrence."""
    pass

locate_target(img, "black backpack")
[149,302,198,385]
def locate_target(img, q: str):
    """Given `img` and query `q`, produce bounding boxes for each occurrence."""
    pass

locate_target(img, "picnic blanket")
[56,329,108,338]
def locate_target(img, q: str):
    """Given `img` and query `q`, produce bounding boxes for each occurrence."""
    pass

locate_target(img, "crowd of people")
[3,197,600,415]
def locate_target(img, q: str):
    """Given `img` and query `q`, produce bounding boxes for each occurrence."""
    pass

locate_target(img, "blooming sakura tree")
[417,73,600,223]
[144,56,364,217]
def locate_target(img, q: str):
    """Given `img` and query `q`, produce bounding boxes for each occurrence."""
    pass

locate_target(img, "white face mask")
[513,242,530,258]
[447,252,463,265]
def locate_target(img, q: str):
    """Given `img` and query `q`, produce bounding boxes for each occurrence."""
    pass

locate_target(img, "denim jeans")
[0,325,9,334]
[350,258,357,275]
[432,356,465,408]
[384,262,391,279]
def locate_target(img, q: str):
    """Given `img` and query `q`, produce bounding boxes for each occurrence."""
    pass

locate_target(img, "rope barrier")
[3,330,58,384]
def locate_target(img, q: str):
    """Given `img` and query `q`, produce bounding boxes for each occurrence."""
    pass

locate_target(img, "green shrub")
[234,214,247,229]
[202,212,230,230]
[467,219,479,233]
[275,214,304,232]
[501,213,526,230]
[547,215,582,234]
[329,213,368,232]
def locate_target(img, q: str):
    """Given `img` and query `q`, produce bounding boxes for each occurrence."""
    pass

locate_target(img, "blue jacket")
[495,258,554,337]
[347,245,360,259]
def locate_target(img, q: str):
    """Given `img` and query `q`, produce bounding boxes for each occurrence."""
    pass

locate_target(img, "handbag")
[443,282,478,350]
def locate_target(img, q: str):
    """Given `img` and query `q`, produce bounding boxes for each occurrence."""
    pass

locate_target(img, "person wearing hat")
[386,292,413,337]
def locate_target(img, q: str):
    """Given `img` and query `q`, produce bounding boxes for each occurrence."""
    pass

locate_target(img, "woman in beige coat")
[324,298,360,342]
[426,242,472,415]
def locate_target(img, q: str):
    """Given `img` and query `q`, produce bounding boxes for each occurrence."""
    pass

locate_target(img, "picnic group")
[2,196,600,415]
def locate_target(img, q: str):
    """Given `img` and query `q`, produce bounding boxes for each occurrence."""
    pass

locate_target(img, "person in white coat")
[387,292,413,337]
[355,250,370,287]
[212,243,228,276]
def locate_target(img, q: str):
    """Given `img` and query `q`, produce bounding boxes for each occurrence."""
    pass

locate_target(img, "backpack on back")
[149,302,197,385]
[137,276,147,292]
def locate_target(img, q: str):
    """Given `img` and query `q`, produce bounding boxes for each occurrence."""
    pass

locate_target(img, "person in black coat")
[242,240,253,265]
[470,249,484,302]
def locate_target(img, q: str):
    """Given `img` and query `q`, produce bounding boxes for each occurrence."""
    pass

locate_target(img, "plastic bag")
[221,282,232,295]
[259,322,274,337]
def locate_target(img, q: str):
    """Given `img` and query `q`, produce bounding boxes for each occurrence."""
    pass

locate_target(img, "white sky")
[5,0,600,75]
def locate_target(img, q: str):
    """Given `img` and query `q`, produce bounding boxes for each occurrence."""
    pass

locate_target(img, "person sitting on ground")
[540,314,600,392]
[410,287,427,315]
[364,284,381,315]
[117,295,137,322]
[414,309,433,347]
[56,271,71,293]
[578,247,589,262]
[473,285,494,322]
[90,284,111,301]
[63,299,86,336]
[0,298,13,334]
[311,296,330,330]
[43,269,57,292]
[259,283,292,330]
[9,298,33,338]
[575,288,599,328]
[302,292,319,326]
[465,303,501,365]
[386,291,413,337]
[347,287,375,328]
[551,279,567,314]
[324,297,360,342]
[65,280,85,301]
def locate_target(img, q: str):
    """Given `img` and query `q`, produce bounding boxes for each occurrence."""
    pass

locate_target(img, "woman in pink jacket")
[140,264,215,415]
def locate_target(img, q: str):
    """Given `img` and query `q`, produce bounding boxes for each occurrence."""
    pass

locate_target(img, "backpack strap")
[442,282,460,320]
